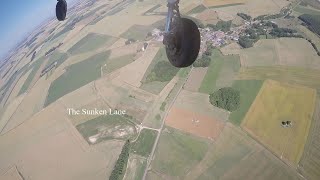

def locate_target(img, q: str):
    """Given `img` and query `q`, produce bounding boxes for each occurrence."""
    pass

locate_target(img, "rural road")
[142,67,194,180]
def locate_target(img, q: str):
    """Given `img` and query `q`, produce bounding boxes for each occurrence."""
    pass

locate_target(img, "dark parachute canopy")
[56,0,67,21]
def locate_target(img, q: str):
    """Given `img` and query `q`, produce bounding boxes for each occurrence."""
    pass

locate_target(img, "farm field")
[302,0,320,10]
[220,42,242,55]
[131,128,157,157]
[141,77,179,129]
[103,54,135,75]
[3,0,320,179]
[195,9,220,25]
[140,47,179,95]
[239,38,320,69]
[186,124,302,180]
[67,33,114,55]
[165,107,225,140]
[242,80,317,165]
[237,66,320,93]
[150,127,209,178]
[297,25,320,51]
[121,24,154,41]
[199,49,239,94]
[45,51,110,106]
[174,90,230,122]
[76,115,137,144]
[5,69,31,104]
[18,56,46,95]
[1,77,50,134]
[45,51,69,69]
[294,4,320,15]
[207,0,290,21]
[0,102,123,180]
[215,54,240,89]
[298,98,320,180]
[187,4,207,15]
[229,80,264,126]
[0,94,25,133]
[124,154,147,180]
[111,45,161,88]
[184,67,208,92]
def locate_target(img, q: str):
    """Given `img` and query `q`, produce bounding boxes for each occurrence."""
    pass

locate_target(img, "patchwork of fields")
[1,0,320,179]
[242,80,317,165]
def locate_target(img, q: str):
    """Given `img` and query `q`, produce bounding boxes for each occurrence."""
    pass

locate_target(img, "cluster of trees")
[207,20,232,32]
[146,61,179,82]
[209,87,240,112]
[30,51,37,62]
[193,50,212,67]
[307,39,320,56]
[299,14,320,36]
[238,21,279,48]
[238,36,258,48]
[160,102,166,111]
[237,13,252,21]
[109,140,131,180]
[252,21,278,29]
[194,43,214,67]
[270,28,303,38]
[45,43,63,56]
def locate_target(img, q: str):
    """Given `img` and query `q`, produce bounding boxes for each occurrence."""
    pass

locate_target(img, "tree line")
[109,140,131,180]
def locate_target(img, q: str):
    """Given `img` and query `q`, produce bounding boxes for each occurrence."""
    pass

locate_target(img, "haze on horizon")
[0,0,78,60]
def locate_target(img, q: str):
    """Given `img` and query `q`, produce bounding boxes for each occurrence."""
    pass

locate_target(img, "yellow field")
[203,0,247,7]
[242,80,317,165]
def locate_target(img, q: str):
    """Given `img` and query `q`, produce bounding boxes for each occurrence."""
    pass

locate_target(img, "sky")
[0,0,76,59]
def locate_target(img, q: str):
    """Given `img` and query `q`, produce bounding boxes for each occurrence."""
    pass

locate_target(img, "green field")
[215,54,240,89]
[140,81,168,95]
[123,154,147,180]
[298,98,320,180]
[103,54,135,74]
[140,48,179,95]
[242,80,316,165]
[68,33,114,55]
[177,66,192,78]
[191,124,301,180]
[44,51,110,106]
[297,25,320,51]
[187,4,207,15]
[294,5,320,15]
[238,66,320,94]
[45,51,69,68]
[151,127,208,177]
[18,56,46,95]
[229,80,264,125]
[0,63,30,102]
[120,25,154,41]
[199,49,229,94]
[142,48,167,82]
[76,115,137,144]
[131,129,157,157]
